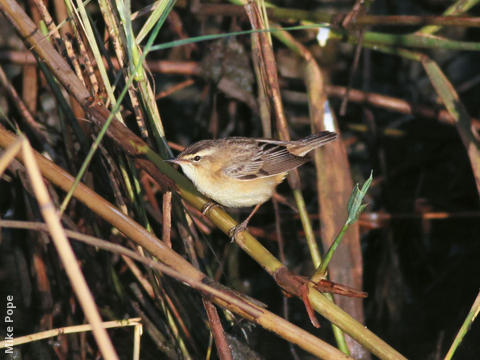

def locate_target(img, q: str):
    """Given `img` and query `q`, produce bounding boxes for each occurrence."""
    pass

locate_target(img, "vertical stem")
[293,189,322,267]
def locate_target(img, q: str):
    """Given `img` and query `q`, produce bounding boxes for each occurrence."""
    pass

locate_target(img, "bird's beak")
[165,158,187,165]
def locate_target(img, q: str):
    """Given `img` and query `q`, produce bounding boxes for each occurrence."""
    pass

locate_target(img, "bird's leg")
[272,192,298,212]
[228,202,263,240]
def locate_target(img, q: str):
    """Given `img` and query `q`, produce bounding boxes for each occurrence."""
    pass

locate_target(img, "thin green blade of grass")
[136,0,172,44]
[118,0,143,81]
[444,291,480,360]
[149,24,324,52]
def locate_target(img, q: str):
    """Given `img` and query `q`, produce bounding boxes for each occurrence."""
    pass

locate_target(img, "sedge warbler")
[169,131,337,237]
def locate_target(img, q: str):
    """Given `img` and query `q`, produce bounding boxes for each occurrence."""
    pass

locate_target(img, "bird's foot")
[228,220,249,242]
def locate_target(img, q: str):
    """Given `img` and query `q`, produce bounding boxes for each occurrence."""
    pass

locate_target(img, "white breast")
[181,163,285,207]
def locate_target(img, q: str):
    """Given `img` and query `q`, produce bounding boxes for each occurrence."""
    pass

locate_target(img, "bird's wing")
[223,141,305,180]
[222,132,336,180]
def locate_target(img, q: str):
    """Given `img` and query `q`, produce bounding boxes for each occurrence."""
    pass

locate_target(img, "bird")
[168,131,337,238]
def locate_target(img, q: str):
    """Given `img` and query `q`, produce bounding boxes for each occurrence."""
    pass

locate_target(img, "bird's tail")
[287,131,337,157]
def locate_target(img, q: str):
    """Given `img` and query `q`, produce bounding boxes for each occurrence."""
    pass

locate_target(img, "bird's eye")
[193,155,201,162]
